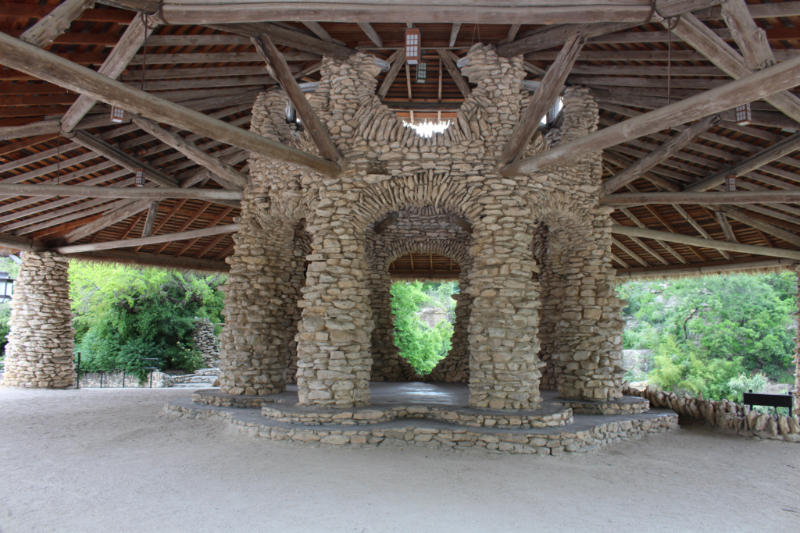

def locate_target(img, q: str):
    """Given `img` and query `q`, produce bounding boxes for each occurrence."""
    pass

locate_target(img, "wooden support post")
[612,224,800,261]
[132,115,250,188]
[449,23,461,48]
[500,32,583,166]
[0,31,341,176]
[602,115,719,194]
[437,50,470,99]
[141,201,159,237]
[20,0,94,48]
[503,55,800,175]
[251,32,341,162]
[58,223,239,254]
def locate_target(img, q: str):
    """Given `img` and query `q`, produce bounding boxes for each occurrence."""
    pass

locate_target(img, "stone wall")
[192,318,219,367]
[218,43,626,408]
[1,251,74,388]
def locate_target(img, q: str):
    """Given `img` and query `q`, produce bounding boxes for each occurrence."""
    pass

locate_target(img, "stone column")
[295,211,373,407]
[467,218,542,409]
[427,278,471,383]
[218,216,296,396]
[553,214,625,401]
[368,268,408,381]
[2,251,74,388]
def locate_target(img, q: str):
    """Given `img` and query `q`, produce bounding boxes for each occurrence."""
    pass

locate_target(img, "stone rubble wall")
[1,251,74,389]
[219,43,627,408]
[625,384,800,442]
[192,317,220,367]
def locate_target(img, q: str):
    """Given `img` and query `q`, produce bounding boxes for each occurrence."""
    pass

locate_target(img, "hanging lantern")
[735,103,752,125]
[110,106,125,124]
[416,62,427,83]
[725,174,736,192]
[405,27,421,65]
[135,168,145,187]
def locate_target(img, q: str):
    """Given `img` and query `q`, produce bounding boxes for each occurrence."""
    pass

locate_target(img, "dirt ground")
[0,387,798,533]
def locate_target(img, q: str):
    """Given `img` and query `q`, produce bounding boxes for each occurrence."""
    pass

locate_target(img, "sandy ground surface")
[0,387,798,533]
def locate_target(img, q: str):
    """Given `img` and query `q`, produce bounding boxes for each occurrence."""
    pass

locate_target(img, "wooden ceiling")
[0,0,798,277]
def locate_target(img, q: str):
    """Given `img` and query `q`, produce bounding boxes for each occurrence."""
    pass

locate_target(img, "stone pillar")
[467,217,542,409]
[427,278,471,383]
[368,268,409,381]
[553,214,625,401]
[2,251,74,388]
[285,226,311,384]
[218,216,296,395]
[295,211,373,407]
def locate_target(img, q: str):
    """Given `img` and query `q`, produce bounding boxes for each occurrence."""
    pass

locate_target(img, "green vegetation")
[618,272,796,400]
[70,261,225,380]
[391,281,458,374]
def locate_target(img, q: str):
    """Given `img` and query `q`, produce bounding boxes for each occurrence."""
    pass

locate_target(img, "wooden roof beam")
[20,0,94,49]
[501,32,583,167]
[503,55,800,175]
[449,24,461,48]
[601,191,800,206]
[378,50,404,100]
[437,50,470,99]
[667,12,800,125]
[58,224,239,254]
[0,31,341,176]
[357,23,382,48]
[158,1,723,25]
[206,22,354,59]
[251,33,342,163]
[70,249,229,272]
[132,115,250,189]
[0,183,241,201]
[612,224,800,261]
[686,132,800,192]
[63,199,151,242]
[141,201,159,237]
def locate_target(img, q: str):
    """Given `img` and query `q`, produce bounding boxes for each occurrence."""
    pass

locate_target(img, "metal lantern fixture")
[726,174,736,192]
[135,168,145,187]
[735,103,752,125]
[0,271,14,302]
[416,62,427,83]
[110,106,125,123]
[405,27,421,65]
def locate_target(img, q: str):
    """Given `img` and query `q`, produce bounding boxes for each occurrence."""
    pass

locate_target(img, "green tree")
[70,261,225,380]
[390,281,457,374]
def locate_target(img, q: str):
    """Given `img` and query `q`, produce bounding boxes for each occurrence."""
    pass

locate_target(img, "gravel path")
[1,387,798,533]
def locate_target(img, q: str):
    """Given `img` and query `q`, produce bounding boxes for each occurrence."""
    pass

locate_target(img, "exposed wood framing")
[20,0,94,48]
[667,12,800,124]
[601,191,800,206]
[602,115,719,194]
[251,32,342,162]
[378,50,404,100]
[0,232,42,252]
[719,206,800,248]
[357,22,382,47]
[58,223,240,254]
[207,22,354,59]
[504,56,800,175]
[686,133,800,192]
[132,115,250,188]
[141,201,159,238]
[0,183,242,201]
[62,13,156,133]
[500,32,583,166]
[612,224,800,261]
[720,0,775,70]
[497,22,630,57]
[615,258,795,279]
[64,199,152,243]
[437,50,470,99]
[613,237,649,267]
[71,249,229,272]
[158,0,724,25]
[449,23,462,48]
[0,31,341,176]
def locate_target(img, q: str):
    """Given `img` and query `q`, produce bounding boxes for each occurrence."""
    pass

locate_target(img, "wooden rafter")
[437,50,470,99]
[378,49,404,100]
[504,55,800,175]
[251,32,342,162]
[601,191,800,206]
[500,31,583,167]
[20,0,94,48]
[0,31,341,176]
[57,224,239,254]
[64,199,151,243]
[357,22,383,48]
[0,183,242,201]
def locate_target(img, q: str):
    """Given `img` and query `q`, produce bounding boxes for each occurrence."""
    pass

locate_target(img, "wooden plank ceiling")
[0,0,798,277]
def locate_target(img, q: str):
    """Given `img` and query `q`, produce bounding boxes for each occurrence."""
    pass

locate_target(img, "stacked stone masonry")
[2,251,75,388]
[218,43,626,409]
[192,317,220,367]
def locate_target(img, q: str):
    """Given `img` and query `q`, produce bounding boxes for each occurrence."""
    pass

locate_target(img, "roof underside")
[0,0,798,278]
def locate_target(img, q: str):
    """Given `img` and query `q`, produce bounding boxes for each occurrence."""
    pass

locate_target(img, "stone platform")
[168,383,676,455]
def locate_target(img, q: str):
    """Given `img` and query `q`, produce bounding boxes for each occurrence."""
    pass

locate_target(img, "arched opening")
[388,253,463,380]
